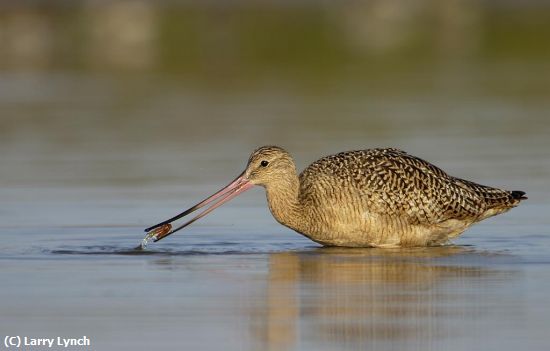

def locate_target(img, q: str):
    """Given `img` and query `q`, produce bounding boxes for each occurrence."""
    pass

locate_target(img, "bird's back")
[298,148,525,246]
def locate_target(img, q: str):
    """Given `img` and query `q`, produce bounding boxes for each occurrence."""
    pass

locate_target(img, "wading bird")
[143,146,526,248]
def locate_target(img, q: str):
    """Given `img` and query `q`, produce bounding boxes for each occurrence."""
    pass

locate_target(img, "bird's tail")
[510,190,528,201]
[456,178,527,220]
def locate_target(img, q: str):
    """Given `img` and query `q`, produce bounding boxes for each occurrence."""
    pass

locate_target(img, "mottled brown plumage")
[144,145,526,248]
[244,146,525,247]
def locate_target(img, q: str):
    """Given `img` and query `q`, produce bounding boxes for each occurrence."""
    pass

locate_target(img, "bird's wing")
[300,148,487,225]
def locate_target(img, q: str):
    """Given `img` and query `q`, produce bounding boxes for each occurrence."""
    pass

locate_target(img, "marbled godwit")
[143,146,526,247]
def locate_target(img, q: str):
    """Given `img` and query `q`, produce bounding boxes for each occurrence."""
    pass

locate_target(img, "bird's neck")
[265,174,304,233]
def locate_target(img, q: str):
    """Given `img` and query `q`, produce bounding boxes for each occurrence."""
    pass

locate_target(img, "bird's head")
[245,146,296,187]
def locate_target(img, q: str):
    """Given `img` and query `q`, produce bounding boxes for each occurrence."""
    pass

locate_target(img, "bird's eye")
[260,160,269,167]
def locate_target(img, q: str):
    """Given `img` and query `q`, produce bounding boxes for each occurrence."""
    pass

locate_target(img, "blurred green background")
[2,0,549,88]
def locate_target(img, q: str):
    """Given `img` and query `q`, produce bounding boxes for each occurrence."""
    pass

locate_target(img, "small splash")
[139,236,151,250]
[140,223,172,249]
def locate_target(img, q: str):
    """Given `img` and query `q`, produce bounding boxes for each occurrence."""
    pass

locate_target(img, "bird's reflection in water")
[254,246,516,351]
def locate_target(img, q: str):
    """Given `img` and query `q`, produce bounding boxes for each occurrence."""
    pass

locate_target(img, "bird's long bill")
[144,171,254,242]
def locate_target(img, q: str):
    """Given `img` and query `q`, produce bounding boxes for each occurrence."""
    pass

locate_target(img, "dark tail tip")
[511,190,528,200]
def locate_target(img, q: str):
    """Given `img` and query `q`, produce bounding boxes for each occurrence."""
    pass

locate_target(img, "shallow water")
[1,4,550,348]
[2,225,550,351]
[1,74,549,350]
